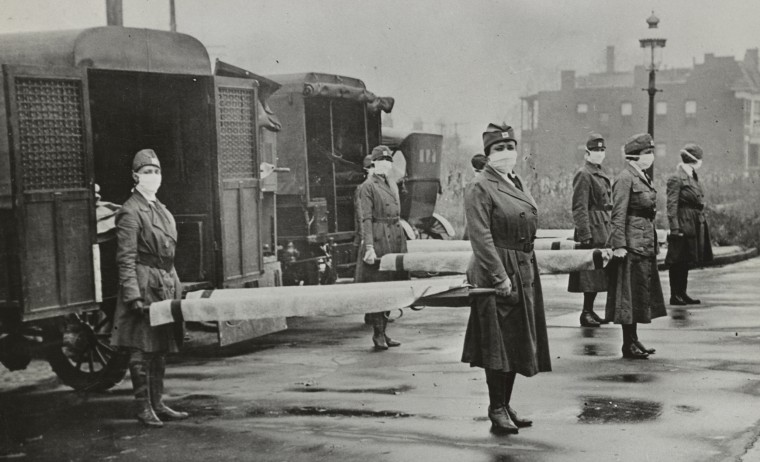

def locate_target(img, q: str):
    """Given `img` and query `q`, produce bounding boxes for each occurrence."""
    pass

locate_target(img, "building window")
[621,102,632,116]
[656,101,667,116]
[754,101,760,131]
[577,103,588,115]
[685,100,697,117]
[744,100,752,127]
[655,143,667,158]
[599,112,610,125]
[532,100,539,129]
[749,144,760,169]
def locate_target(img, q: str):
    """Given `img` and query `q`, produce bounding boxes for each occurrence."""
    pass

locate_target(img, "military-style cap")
[482,122,516,154]
[586,133,606,150]
[370,145,392,161]
[471,154,487,171]
[623,133,655,156]
[132,149,161,171]
[681,143,704,160]
[362,155,373,169]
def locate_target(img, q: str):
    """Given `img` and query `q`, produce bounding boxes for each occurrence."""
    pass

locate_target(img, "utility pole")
[106,0,123,26]
[169,0,177,32]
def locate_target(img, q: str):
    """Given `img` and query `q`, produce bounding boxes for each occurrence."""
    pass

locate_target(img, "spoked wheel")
[44,300,128,392]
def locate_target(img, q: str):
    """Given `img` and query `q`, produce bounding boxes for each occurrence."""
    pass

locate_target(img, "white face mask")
[634,153,655,170]
[586,149,606,165]
[692,159,703,170]
[135,172,162,195]
[373,160,392,176]
[488,149,517,174]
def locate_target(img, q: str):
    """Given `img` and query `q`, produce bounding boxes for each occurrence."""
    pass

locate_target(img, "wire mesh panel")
[15,77,87,191]
[217,86,256,179]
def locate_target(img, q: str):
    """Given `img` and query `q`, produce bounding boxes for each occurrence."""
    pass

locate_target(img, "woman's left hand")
[494,278,512,297]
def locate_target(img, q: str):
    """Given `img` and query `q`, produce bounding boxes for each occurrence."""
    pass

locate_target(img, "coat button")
[519,237,526,242]
[520,212,526,218]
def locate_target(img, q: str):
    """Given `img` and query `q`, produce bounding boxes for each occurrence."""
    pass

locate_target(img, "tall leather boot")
[129,354,163,427]
[621,324,648,359]
[680,268,700,304]
[370,313,388,350]
[150,355,189,421]
[382,312,401,347]
[503,371,532,428]
[485,369,518,434]
[631,323,655,354]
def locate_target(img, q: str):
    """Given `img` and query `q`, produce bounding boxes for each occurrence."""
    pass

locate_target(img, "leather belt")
[590,204,613,211]
[137,252,174,272]
[627,208,656,220]
[495,243,534,253]
[679,203,705,211]
[372,217,400,224]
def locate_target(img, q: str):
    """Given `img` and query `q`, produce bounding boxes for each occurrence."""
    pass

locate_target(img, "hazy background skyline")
[2,0,758,149]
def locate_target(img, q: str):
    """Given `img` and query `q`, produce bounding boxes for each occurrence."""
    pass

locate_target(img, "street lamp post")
[639,12,666,175]
[639,12,667,138]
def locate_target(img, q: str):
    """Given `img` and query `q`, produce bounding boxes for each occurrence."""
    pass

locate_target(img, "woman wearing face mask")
[111,149,188,427]
[462,123,551,434]
[355,145,408,350]
[568,133,612,328]
[605,133,667,359]
[665,144,713,306]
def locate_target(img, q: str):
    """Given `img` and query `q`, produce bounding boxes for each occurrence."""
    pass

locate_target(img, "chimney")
[744,48,759,71]
[106,0,123,26]
[606,46,615,73]
[561,70,576,91]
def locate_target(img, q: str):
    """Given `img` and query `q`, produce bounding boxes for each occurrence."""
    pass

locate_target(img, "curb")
[657,247,758,270]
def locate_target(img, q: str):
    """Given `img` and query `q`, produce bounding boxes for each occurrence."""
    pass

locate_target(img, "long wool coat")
[568,161,612,293]
[111,191,182,353]
[665,167,713,265]
[354,173,408,283]
[461,165,551,377]
[605,164,667,324]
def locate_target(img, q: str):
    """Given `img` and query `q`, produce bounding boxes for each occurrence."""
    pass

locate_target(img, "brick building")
[520,46,760,176]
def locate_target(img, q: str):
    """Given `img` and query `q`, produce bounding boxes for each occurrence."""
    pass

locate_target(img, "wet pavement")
[2,257,760,461]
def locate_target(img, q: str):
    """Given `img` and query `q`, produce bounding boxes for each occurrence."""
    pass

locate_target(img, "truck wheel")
[44,302,128,392]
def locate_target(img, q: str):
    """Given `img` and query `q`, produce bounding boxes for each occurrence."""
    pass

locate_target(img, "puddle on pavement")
[278,406,412,418]
[577,396,662,424]
[590,373,657,383]
[579,343,616,357]
[674,404,700,414]
[668,308,691,327]
[288,385,414,395]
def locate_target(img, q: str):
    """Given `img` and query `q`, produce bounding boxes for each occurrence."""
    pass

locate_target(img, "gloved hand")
[130,299,149,316]
[612,248,628,259]
[579,239,593,249]
[363,247,377,265]
[494,278,512,297]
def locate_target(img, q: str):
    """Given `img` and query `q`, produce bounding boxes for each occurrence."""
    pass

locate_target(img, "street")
[2,257,760,462]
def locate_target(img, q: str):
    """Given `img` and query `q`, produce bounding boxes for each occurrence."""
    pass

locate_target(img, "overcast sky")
[2,0,758,148]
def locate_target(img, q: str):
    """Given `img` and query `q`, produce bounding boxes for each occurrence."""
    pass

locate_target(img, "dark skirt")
[665,221,713,266]
[461,260,551,377]
[605,252,667,324]
[567,268,608,293]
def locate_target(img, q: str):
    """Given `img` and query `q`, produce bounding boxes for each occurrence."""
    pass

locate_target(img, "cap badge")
[501,132,510,138]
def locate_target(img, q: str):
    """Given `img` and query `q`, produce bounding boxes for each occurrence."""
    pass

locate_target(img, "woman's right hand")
[495,278,512,297]
[363,247,377,265]
[612,248,628,259]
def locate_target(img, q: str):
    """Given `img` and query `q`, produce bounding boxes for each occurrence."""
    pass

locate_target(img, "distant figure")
[568,133,612,327]
[665,144,713,305]
[111,149,189,427]
[462,123,550,434]
[355,146,408,350]
[605,134,667,360]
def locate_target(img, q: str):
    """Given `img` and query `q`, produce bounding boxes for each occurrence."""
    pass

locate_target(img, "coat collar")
[625,163,654,190]
[584,161,610,183]
[483,165,537,209]
[133,190,175,240]
[370,173,399,203]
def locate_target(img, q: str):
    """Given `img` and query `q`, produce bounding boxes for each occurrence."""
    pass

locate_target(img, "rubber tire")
[44,302,128,392]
